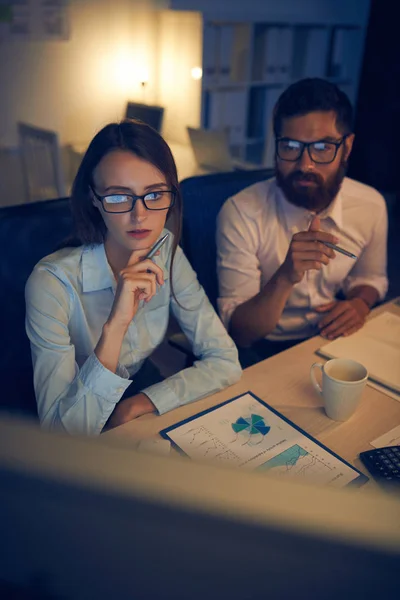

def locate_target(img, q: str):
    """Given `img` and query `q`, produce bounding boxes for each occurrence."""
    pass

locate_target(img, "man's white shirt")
[217,177,388,341]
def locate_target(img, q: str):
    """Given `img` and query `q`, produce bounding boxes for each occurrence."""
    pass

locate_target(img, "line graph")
[257,444,336,483]
[182,426,241,463]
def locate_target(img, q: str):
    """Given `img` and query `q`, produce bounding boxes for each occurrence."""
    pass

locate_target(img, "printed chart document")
[161,392,367,488]
[317,311,400,395]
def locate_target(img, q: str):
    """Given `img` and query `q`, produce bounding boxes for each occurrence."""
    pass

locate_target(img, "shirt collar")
[82,244,115,292]
[82,237,170,293]
[274,179,343,232]
[318,187,343,229]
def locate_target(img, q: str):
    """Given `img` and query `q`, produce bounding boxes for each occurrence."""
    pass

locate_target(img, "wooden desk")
[105,301,400,485]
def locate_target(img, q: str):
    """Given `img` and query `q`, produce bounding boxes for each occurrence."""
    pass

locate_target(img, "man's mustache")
[288,171,324,185]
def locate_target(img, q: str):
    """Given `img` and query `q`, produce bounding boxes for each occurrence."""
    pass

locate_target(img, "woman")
[25,120,241,435]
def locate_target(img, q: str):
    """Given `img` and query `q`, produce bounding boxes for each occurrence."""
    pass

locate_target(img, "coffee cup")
[310,358,368,421]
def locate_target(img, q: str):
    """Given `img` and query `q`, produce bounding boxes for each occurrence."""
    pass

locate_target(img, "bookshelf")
[157,11,367,165]
[201,21,364,166]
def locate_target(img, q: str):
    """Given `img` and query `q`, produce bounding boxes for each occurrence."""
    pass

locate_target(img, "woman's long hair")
[69,119,182,301]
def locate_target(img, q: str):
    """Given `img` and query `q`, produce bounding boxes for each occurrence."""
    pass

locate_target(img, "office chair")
[0,197,73,417]
[18,122,66,203]
[169,168,274,361]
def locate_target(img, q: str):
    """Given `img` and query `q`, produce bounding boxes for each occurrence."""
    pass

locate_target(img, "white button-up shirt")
[217,177,388,341]
[25,230,241,435]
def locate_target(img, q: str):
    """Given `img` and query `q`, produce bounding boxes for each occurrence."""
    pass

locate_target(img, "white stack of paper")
[318,312,400,395]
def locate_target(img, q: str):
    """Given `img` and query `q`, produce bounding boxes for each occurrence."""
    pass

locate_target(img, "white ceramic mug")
[310,358,368,421]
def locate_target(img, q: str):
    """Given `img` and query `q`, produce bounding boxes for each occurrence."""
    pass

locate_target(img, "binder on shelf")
[303,27,330,78]
[207,89,225,130]
[225,89,247,145]
[329,27,345,79]
[291,27,308,80]
[206,88,246,146]
[247,86,266,139]
[264,27,280,83]
[328,27,360,80]
[203,23,218,85]
[218,24,234,84]
[262,87,282,168]
[276,27,293,83]
[292,26,329,80]
[231,23,251,83]
[252,24,266,81]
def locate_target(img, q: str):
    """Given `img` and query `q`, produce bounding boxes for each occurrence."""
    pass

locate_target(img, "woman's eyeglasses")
[91,188,175,213]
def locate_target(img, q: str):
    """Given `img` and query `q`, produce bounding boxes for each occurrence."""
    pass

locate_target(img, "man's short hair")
[273,78,353,137]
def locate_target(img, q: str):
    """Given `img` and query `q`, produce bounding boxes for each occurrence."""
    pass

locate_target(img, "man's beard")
[275,159,347,213]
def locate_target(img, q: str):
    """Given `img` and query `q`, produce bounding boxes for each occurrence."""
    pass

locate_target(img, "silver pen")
[144,232,169,259]
[324,241,357,260]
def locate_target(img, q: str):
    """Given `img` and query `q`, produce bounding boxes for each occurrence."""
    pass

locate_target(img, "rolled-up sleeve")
[216,197,262,329]
[142,246,242,414]
[25,268,131,436]
[342,200,389,300]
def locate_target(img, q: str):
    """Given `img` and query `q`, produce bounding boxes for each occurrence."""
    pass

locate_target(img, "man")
[216,78,388,366]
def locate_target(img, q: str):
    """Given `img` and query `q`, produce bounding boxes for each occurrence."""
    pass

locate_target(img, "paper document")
[161,392,367,488]
[317,311,400,394]
[371,425,400,449]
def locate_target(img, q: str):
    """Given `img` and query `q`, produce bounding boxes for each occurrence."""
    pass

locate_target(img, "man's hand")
[278,216,338,285]
[315,298,370,339]
[104,393,156,431]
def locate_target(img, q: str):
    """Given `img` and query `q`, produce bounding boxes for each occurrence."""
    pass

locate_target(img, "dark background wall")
[348,0,399,197]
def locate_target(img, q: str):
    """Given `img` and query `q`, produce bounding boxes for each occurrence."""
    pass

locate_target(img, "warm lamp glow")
[112,49,135,93]
[137,66,149,85]
[191,66,203,80]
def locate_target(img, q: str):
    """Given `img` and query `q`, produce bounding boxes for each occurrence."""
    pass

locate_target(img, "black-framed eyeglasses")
[91,187,176,213]
[276,135,349,164]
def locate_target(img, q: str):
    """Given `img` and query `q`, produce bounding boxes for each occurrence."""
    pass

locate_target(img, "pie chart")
[231,413,270,437]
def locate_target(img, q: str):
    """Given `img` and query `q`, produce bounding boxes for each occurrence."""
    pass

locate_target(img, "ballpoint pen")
[136,233,169,308]
[144,232,169,259]
[324,241,357,260]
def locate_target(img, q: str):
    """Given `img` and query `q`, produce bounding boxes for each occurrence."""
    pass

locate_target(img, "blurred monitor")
[187,126,258,171]
[125,101,164,132]
[0,415,399,599]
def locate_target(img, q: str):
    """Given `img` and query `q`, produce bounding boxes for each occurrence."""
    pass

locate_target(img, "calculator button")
[359,446,400,488]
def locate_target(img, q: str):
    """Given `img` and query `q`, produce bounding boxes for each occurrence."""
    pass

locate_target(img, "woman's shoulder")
[26,245,89,294]
[34,245,86,273]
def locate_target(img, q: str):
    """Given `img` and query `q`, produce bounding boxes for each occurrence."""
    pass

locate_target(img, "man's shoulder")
[221,177,276,218]
[341,177,386,209]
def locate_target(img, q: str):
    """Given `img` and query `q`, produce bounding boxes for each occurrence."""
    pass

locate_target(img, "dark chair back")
[0,197,73,416]
[180,169,274,309]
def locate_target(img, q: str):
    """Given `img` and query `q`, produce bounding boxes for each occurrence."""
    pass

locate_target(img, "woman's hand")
[108,250,165,331]
[94,250,164,374]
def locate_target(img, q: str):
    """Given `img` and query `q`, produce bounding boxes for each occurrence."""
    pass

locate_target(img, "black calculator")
[359,446,400,487]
